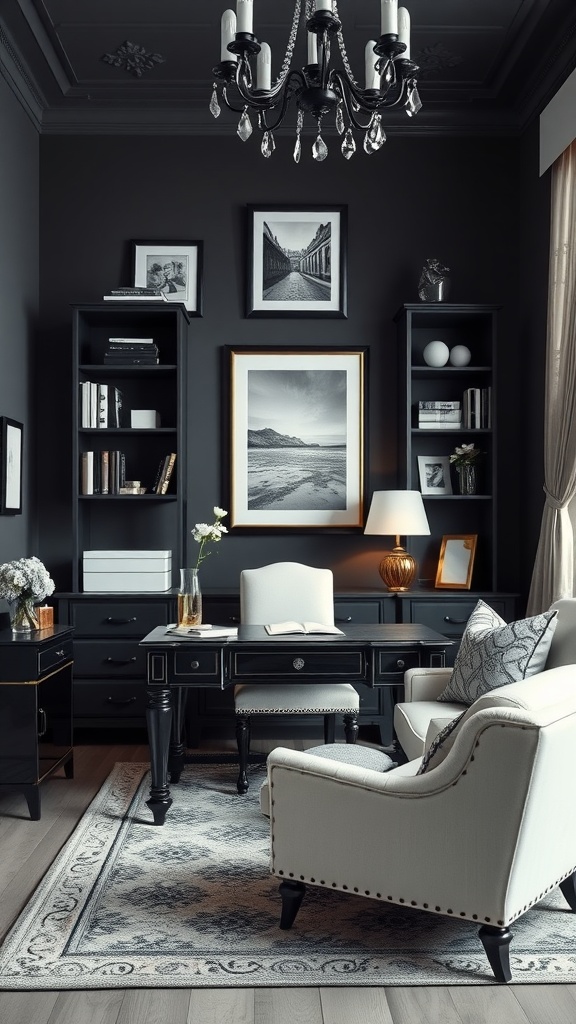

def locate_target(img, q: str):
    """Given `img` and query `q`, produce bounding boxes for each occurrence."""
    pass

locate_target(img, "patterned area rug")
[1,761,576,990]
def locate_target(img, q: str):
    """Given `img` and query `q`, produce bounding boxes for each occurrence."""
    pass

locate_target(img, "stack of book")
[152,453,177,495]
[418,401,462,429]
[80,450,126,495]
[80,381,123,427]
[463,387,492,428]
[103,287,168,302]
[103,338,159,366]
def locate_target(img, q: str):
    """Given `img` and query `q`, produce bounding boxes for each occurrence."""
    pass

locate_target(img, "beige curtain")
[527,140,576,614]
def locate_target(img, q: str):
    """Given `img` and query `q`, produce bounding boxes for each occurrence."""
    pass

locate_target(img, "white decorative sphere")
[423,341,449,367]
[449,345,472,367]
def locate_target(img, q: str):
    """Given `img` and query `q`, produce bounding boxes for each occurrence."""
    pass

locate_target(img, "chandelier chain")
[274,0,303,88]
[333,2,362,91]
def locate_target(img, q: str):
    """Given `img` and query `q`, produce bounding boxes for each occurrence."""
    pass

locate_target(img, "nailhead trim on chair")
[235,706,357,714]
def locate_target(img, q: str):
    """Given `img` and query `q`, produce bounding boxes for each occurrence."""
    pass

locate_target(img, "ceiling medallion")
[416,43,463,78]
[210,0,422,162]
[101,41,166,78]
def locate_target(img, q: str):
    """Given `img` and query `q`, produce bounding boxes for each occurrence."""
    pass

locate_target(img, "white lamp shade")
[364,490,430,536]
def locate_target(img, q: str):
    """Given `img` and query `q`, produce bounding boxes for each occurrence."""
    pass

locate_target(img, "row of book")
[80,382,123,428]
[80,451,176,495]
[103,337,159,366]
[103,287,169,303]
[416,389,492,429]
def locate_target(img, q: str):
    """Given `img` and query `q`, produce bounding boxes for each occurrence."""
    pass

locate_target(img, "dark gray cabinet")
[0,626,74,819]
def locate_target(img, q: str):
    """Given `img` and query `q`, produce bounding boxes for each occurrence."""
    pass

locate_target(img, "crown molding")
[0,19,43,129]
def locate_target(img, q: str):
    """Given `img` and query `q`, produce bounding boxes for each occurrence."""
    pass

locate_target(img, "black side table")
[0,625,74,819]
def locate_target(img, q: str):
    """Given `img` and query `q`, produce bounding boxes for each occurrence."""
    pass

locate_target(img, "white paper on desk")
[165,624,238,638]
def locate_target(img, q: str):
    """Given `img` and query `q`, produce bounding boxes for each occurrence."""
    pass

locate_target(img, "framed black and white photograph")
[0,417,23,515]
[417,454,453,496]
[228,347,366,529]
[132,240,203,315]
[246,205,347,318]
[435,534,478,589]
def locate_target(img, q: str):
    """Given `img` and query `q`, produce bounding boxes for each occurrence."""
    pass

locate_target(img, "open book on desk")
[165,624,238,639]
[265,621,344,636]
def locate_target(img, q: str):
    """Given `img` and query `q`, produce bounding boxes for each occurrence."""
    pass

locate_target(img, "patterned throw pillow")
[417,712,466,775]
[437,599,559,706]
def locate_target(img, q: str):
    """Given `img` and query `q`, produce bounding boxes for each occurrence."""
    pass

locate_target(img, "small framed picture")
[132,240,203,315]
[435,534,478,589]
[417,455,453,496]
[0,417,23,515]
[246,204,347,318]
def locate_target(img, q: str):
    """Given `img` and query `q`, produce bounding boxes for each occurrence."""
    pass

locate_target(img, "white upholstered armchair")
[267,670,576,982]
[234,562,360,795]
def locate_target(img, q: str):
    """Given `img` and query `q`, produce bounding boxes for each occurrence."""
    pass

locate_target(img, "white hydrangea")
[0,556,55,602]
[191,509,228,570]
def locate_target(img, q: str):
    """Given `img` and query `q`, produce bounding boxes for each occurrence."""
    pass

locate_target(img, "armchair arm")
[403,666,453,702]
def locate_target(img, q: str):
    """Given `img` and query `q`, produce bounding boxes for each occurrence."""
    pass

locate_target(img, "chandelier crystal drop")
[210,0,420,161]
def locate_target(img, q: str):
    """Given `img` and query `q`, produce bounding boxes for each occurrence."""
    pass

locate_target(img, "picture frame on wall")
[246,205,347,318]
[132,240,203,315]
[227,346,366,529]
[435,534,478,589]
[0,417,23,515]
[417,454,453,496]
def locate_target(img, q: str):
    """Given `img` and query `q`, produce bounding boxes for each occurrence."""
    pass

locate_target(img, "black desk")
[140,623,452,824]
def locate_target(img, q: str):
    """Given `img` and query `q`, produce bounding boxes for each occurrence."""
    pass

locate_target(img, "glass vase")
[457,464,478,495]
[178,568,202,627]
[8,596,40,633]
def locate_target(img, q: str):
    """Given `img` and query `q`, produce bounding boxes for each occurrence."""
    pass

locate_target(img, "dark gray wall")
[0,72,39,567]
[38,130,547,599]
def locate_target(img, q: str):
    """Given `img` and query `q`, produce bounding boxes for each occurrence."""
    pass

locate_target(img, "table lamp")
[364,490,430,591]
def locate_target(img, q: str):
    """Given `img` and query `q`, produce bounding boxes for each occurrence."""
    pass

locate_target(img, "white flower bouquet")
[191,507,228,571]
[0,556,55,602]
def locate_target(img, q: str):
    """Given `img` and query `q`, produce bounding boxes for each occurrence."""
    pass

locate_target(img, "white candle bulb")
[256,41,271,90]
[220,10,237,62]
[307,30,318,65]
[380,0,398,35]
[315,0,333,10]
[365,41,380,90]
[236,0,253,34]
[398,7,410,58]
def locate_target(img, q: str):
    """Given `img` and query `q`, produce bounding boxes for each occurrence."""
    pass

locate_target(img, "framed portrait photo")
[417,454,453,496]
[0,417,23,515]
[132,240,203,315]
[246,205,347,318]
[435,534,478,589]
[227,346,366,529]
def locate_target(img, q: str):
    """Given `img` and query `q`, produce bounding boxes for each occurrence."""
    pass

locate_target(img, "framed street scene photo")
[435,534,478,589]
[246,205,347,318]
[132,240,203,315]
[228,347,366,529]
[0,417,23,515]
[418,454,453,496]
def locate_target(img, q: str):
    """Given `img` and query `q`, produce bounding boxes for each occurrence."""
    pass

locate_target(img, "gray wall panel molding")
[0,21,43,130]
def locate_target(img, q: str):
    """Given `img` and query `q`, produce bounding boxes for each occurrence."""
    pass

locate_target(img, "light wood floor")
[0,731,574,1024]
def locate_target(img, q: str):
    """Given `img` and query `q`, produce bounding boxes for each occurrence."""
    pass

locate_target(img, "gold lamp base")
[378,545,417,592]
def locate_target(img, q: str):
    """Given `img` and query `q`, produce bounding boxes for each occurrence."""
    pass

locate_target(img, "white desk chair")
[234,562,360,794]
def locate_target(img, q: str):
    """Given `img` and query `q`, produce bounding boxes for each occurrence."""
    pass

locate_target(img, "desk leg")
[168,686,187,783]
[146,685,173,825]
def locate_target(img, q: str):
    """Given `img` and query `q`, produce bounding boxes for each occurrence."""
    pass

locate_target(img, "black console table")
[140,622,452,825]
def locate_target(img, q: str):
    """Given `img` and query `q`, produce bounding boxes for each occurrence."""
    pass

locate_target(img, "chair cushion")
[234,682,359,714]
[437,599,559,706]
[394,699,464,761]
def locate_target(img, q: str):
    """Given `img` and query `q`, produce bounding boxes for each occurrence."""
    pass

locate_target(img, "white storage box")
[82,550,172,592]
[131,410,161,428]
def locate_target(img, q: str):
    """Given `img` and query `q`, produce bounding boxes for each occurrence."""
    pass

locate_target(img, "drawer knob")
[336,615,353,623]
[106,617,137,625]
[396,658,405,669]
[55,649,65,657]
[190,660,200,670]
[105,656,137,665]
[444,615,468,625]
[293,657,305,671]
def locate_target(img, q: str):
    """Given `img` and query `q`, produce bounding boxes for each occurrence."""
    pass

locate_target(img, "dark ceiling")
[1,0,576,135]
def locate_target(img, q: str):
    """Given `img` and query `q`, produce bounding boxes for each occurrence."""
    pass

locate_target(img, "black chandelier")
[210,0,421,162]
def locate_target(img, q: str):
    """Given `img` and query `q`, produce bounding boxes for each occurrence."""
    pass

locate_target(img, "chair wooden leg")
[279,879,306,929]
[323,713,336,744]
[560,872,576,910]
[343,712,359,743]
[235,714,251,794]
[478,924,512,983]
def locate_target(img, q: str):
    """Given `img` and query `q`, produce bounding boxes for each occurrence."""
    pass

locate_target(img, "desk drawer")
[74,640,145,678]
[230,649,367,681]
[39,639,74,676]
[74,680,146,718]
[173,649,221,682]
[376,650,421,679]
[70,601,173,637]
